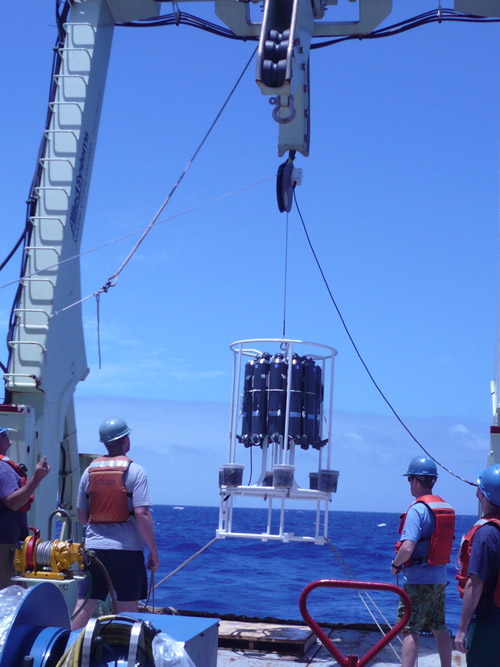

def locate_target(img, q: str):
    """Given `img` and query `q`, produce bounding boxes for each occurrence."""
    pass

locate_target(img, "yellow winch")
[14,527,86,580]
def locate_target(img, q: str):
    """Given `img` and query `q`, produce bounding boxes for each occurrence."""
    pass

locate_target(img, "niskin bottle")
[250,353,270,446]
[288,354,305,447]
[239,360,254,447]
[267,352,287,444]
[303,357,317,449]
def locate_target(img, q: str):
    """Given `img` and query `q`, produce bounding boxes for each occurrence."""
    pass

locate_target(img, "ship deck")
[216,620,466,666]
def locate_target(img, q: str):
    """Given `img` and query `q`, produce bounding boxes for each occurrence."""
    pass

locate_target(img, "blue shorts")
[78,549,148,602]
[466,612,500,667]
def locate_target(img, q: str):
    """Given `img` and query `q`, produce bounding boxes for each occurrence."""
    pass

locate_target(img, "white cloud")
[451,423,470,435]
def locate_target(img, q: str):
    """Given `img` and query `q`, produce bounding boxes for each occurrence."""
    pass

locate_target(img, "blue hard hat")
[477,465,500,507]
[403,456,438,478]
[0,427,8,436]
[99,417,131,444]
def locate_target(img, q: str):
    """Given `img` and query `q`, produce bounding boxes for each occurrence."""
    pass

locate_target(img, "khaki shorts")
[396,583,447,634]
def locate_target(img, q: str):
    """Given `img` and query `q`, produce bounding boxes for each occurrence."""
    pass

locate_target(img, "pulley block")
[276,152,302,212]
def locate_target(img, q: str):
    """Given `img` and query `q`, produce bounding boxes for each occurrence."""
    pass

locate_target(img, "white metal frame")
[217,338,338,544]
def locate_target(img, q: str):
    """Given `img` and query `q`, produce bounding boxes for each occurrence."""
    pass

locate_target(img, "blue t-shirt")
[78,461,152,551]
[401,502,447,585]
[0,461,29,544]
[468,523,500,616]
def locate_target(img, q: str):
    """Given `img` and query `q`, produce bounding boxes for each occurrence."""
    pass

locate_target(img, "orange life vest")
[88,455,132,524]
[396,495,455,566]
[0,454,33,513]
[456,513,500,607]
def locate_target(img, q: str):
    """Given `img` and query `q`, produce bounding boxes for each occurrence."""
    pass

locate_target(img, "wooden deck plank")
[219,621,316,655]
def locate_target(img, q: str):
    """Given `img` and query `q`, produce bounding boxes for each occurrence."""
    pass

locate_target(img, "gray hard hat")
[99,417,131,444]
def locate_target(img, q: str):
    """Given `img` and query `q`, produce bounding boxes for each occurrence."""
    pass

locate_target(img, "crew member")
[391,455,455,667]
[72,417,159,630]
[455,464,500,665]
[0,425,51,589]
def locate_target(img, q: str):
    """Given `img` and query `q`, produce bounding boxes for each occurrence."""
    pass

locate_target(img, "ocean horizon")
[149,505,475,634]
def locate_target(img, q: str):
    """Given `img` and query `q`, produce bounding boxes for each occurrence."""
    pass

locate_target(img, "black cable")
[119,7,500,49]
[292,190,476,487]
[0,232,25,273]
[119,11,256,41]
[311,9,500,49]
[247,445,253,486]
[4,0,73,391]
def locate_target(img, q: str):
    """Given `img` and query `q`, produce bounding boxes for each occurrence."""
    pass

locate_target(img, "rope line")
[305,626,337,665]
[1,50,259,324]
[152,537,218,591]
[293,191,476,487]
[282,211,289,338]
[51,46,257,318]
[96,293,102,370]
[100,46,258,293]
[325,538,403,660]
[0,174,272,293]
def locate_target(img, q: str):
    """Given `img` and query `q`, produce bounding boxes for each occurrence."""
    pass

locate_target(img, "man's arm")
[455,574,483,653]
[391,539,416,574]
[3,457,50,511]
[134,506,159,572]
[77,508,89,525]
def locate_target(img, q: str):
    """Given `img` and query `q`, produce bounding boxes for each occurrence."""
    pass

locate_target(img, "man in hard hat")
[391,455,455,667]
[0,426,51,589]
[71,417,159,630]
[455,464,500,665]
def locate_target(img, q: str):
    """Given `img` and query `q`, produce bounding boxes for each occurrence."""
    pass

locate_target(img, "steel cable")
[152,537,218,592]
[325,537,403,661]
[293,191,476,488]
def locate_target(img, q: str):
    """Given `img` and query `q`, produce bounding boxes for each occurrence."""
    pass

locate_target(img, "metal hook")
[270,95,297,124]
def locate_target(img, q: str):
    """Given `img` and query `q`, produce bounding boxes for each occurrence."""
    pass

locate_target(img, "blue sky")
[1,2,499,514]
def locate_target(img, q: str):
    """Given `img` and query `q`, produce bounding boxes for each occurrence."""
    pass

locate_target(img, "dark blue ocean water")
[151,506,475,633]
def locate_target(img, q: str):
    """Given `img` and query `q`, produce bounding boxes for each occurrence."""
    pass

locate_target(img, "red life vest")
[0,454,33,513]
[88,456,133,524]
[396,495,455,566]
[456,513,500,607]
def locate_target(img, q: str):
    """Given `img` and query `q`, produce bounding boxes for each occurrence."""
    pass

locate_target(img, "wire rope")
[103,47,257,288]
[282,211,289,339]
[152,537,218,591]
[0,177,273,295]
[292,191,476,487]
[325,538,403,660]
[46,48,259,320]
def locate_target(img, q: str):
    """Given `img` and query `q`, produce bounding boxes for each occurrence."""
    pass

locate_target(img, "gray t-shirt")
[78,461,152,551]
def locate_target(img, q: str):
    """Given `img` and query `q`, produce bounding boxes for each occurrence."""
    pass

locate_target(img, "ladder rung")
[8,341,47,352]
[30,216,64,229]
[24,247,61,257]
